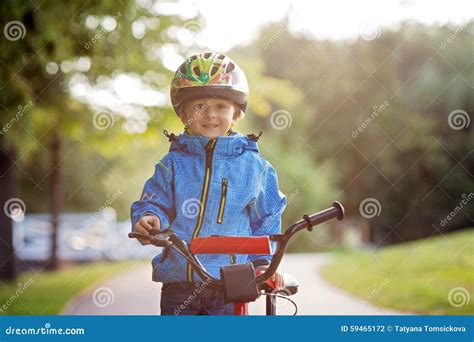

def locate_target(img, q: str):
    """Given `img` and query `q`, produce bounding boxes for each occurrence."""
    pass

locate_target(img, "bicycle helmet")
[170,52,249,117]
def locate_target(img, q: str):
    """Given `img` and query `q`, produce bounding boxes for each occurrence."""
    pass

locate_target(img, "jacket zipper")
[217,178,228,224]
[186,138,217,282]
[230,254,236,264]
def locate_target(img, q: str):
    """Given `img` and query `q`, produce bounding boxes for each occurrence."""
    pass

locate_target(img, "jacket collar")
[166,130,260,157]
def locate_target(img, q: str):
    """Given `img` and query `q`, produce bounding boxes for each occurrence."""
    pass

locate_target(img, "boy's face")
[180,98,239,139]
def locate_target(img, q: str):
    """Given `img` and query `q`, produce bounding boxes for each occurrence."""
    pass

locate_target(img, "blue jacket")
[130,131,287,283]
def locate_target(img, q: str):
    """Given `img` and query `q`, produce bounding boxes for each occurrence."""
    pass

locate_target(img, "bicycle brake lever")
[128,229,174,247]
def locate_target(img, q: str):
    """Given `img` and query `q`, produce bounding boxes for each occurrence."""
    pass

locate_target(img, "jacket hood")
[164,130,261,157]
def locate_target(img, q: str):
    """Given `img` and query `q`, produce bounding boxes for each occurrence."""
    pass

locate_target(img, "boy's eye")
[194,103,205,110]
[217,103,228,110]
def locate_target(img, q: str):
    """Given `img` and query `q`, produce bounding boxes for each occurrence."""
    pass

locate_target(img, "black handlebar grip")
[308,201,345,226]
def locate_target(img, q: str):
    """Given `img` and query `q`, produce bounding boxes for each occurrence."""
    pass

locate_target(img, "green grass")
[0,261,145,315]
[321,229,473,315]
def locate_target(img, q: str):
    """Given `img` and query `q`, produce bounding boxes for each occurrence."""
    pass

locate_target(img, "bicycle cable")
[260,292,298,316]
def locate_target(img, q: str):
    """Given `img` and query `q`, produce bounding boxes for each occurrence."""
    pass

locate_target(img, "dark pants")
[160,282,234,315]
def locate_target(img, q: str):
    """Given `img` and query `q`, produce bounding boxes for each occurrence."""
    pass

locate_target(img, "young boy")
[130,52,287,315]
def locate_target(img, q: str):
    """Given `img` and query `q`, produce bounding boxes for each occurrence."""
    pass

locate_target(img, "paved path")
[63,254,405,315]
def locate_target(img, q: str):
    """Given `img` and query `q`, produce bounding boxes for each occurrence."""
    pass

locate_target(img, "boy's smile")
[181,98,239,139]
[201,123,219,130]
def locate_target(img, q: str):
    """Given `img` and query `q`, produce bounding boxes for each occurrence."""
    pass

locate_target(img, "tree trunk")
[0,144,18,281]
[47,133,61,270]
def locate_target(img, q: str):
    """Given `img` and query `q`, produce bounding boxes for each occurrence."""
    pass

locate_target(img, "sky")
[167,0,473,51]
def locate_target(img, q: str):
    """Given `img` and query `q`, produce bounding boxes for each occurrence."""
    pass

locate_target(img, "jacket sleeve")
[247,162,287,266]
[130,154,175,230]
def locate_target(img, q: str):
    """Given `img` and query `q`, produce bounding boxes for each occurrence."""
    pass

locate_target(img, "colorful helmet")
[170,52,249,116]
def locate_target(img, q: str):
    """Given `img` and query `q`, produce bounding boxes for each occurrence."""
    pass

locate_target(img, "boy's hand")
[255,265,284,291]
[133,215,161,245]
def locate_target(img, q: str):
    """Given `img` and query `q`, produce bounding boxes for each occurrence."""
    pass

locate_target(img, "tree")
[0,0,198,278]
[245,19,473,246]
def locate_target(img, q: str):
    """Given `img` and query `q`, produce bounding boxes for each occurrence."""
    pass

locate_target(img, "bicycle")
[129,201,345,315]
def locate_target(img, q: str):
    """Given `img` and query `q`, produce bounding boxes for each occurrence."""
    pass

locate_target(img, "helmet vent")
[225,62,235,73]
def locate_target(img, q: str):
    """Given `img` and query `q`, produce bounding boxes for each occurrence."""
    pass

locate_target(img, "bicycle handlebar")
[128,201,345,286]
